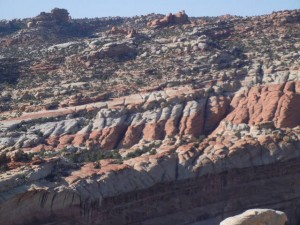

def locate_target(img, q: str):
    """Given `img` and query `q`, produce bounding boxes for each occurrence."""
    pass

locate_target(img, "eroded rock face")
[91,41,137,59]
[148,11,190,27]
[1,82,300,224]
[220,209,288,225]
[31,8,70,27]
[109,26,138,38]
[1,126,300,224]
[3,81,300,154]
[1,8,300,225]
[0,87,230,152]
[226,81,300,128]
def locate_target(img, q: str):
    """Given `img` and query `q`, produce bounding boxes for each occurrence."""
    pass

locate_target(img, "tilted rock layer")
[0,8,300,225]
[226,81,300,128]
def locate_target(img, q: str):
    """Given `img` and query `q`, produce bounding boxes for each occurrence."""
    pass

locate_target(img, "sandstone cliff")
[0,8,300,225]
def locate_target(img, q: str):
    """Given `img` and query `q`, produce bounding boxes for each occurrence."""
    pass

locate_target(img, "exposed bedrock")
[1,82,300,225]
[2,158,300,225]
[2,124,300,225]
[1,8,300,225]
[0,88,232,152]
[3,81,300,153]
[226,81,300,128]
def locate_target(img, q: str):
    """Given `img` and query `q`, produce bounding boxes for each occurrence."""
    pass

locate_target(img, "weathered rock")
[1,8,300,225]
[220,209,288,225]
[91,41,137,59]
[121,124,144,148]
[204,95,230,133]
[148,11,190,27]
[109,26,138,38]
[226,81,300,128]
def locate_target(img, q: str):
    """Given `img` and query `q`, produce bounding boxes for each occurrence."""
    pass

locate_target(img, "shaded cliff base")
[1,157,300,225]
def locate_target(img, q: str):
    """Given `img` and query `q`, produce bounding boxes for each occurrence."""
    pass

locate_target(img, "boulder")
[7,150,24,162]
[220,209,288,225]
[26,22,33,28]
[91,42,137,59]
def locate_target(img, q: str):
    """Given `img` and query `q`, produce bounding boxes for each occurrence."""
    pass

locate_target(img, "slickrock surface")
[0,8,300,225]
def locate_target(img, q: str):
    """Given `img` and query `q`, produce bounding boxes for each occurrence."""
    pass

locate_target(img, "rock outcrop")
[109,26,138,38]
[90,41,137,59]
[0,8,300,225]
[1,123,300,224]
[148,11,190,27]
[30,8,70,27]
[0,87,230,152]
[220,209,288,225]
[225,81,300,128]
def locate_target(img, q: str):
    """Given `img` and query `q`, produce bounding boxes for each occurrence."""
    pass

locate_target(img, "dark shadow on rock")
[0,58,21,84]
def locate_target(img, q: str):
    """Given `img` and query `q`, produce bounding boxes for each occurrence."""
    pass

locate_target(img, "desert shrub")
[283,135,293,143]
[149,149,157,155]
[126,148,144,158]
[0,164,8,172]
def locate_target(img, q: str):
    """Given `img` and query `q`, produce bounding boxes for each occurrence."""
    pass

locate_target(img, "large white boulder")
[220,209,288,225]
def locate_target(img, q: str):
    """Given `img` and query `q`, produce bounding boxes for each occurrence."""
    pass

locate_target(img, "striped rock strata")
[0,86,230,153]
[1,81,300,224]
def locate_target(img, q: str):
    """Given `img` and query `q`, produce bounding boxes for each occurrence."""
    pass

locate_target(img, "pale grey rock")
[220,209,288,225]
[0,137,16,149]
[170,104,184,118]
[22,134,41,148]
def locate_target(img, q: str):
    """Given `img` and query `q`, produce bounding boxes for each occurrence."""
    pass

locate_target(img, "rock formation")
[148,11,190,27]
[0,8,300,225]
[89,41,137,59]
[109,26,138,38]
[30,8,70,27]
[225,82,300,128]
[220,209,288,225]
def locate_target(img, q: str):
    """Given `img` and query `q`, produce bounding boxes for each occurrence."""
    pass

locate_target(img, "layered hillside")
[0,8,300,225]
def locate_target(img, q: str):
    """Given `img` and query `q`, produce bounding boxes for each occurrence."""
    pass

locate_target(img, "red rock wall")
[226,81,300,128]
